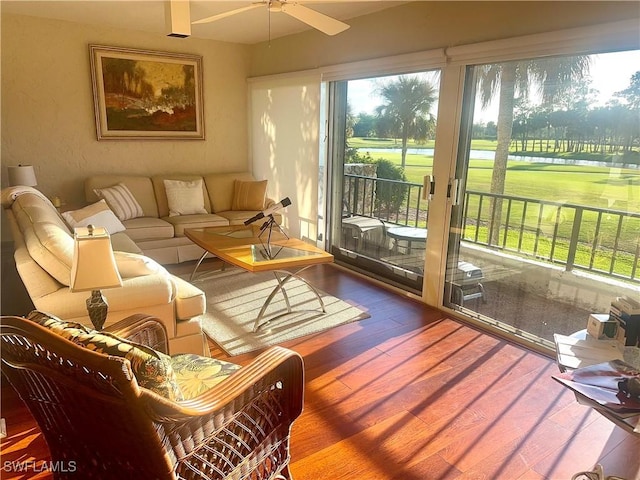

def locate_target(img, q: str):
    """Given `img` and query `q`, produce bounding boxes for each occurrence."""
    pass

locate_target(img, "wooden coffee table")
[185,225,334,332]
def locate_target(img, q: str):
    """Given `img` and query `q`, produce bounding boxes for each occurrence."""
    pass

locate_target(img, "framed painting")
[90,45,205,140]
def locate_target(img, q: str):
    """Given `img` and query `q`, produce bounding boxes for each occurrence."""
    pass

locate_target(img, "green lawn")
[348,138,640,214]
[347,137,640,280]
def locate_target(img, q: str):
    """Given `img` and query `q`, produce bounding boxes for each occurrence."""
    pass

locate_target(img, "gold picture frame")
[90,45,205,140]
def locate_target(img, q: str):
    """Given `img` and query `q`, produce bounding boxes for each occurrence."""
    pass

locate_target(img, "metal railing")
[463,190,640,283]
[343,173,640,283]
[344,174,427,226]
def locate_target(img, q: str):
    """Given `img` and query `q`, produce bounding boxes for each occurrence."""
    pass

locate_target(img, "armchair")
[0,313,304,479]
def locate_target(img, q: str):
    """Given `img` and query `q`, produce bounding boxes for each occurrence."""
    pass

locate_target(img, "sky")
[347,50,640,124]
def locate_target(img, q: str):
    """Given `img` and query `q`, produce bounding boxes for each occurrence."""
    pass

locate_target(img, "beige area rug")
[185,268,370,356]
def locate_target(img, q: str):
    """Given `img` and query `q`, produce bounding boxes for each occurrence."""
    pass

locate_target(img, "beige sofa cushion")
[11,192,69,233]
[152,175,212,218]
[114,251,166,278]
[171,275,206,321]
[121,217,174,241]
[110,232,144,254]
[24,222,74,286]
[215,210,269,226]
[85,176,160,218]
[162,213,230,237]
[203,172,258,213]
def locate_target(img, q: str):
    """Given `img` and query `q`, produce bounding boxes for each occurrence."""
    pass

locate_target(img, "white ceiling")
[1,0,404,44]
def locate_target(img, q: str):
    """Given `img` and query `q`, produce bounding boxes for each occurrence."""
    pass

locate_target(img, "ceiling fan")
[192,1,350,36]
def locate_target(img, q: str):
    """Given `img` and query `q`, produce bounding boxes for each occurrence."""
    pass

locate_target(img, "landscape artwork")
[90,45,204,140]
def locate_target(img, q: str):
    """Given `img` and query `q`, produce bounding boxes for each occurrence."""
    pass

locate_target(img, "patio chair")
[0,312,304,479]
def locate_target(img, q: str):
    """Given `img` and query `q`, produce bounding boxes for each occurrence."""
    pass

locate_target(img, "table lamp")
[69,225,122,330]
[8,164,37,187]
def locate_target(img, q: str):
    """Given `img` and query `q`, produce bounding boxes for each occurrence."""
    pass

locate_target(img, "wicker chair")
[0,313,304,480]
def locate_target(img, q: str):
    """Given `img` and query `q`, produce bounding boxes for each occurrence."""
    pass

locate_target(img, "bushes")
[374,159,408,214]
[345,149,408,214]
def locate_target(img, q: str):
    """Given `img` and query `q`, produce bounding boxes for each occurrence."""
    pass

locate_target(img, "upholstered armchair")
[0,312,304,479]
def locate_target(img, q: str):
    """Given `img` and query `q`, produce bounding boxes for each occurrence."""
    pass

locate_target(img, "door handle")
[448,178,463,206]
[422,175,435,201]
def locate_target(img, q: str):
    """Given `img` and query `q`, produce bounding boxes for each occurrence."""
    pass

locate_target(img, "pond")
[359,147,640,169]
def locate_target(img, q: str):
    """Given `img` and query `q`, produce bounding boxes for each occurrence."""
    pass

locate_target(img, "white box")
[587,313,618,340]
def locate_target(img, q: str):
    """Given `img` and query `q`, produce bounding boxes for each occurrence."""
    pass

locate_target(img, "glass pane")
[446,50,640,349]
[328,71,441,293]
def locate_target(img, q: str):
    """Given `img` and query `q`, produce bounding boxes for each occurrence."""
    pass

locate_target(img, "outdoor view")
[335,49,639,347]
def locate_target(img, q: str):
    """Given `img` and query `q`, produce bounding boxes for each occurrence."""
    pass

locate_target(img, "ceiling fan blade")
[192,4,264,24]
[281,3,349,36]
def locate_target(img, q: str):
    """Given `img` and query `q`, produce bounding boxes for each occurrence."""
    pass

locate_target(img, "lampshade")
[70,225,123,292]
[8,165,37,187]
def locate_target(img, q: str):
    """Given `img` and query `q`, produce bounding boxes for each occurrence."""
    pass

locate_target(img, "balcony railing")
[344,173,640,283]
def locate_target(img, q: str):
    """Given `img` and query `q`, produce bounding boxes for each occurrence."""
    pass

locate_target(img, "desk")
[554,331,640,436]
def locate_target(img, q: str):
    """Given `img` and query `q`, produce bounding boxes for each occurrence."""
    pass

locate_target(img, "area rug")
[185,268,370,356]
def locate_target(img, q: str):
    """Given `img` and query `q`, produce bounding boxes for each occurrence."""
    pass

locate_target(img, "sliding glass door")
[326,71,441,293]
[444,50,640,348]
[316,22,638,352]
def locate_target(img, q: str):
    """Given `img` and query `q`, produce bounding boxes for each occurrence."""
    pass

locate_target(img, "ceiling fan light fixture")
[165,0,191,38]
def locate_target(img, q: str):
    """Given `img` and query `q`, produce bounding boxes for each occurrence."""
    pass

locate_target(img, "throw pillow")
[163,179,207,217]
[62,199,126,234]
[231,179,267,211]
[93,183,144,221]
[27,311,184,401]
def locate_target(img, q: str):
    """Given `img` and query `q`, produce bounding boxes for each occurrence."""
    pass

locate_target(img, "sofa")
[83,172,279,265]
[2,171,279,356]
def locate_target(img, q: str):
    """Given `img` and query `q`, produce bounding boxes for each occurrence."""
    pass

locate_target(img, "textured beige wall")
[249,1,640,77]
[1,13,251,205]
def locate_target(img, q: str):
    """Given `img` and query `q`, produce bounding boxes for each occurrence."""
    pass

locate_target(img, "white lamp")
[70,225,123,330]
[8,165,37,187]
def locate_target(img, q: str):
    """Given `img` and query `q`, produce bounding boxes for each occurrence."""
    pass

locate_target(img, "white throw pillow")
[113,251,166,278]
[93,183,144,221]
[163,179,207,217]
[62,200,126,234]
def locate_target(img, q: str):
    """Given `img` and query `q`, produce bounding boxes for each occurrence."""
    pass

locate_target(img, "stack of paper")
[554,333,623,370]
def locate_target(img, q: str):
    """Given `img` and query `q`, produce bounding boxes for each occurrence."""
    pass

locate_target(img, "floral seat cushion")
[170,353,241,400]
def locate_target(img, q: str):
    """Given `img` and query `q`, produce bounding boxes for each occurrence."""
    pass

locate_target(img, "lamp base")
[87,290,108,330]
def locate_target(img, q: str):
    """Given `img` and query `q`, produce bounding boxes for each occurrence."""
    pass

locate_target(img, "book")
[611,296,640,347]
[552,359,640,414]
[614,296,640,315]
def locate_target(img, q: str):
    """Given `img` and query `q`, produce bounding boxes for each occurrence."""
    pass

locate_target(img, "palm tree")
[375,75,438,168]
[476,56,591,244]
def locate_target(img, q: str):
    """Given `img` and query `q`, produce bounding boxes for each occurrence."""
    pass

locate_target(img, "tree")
[375,75,437,168]
[476,56,590,244]
[352,112,377,137]
[615,71,640,110]
[613,71,640,154]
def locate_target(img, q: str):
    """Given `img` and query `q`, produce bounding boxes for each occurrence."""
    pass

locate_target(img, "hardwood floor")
[1,262,639,479]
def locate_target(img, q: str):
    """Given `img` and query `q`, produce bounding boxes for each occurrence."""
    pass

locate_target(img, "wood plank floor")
[1,262,639,480]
